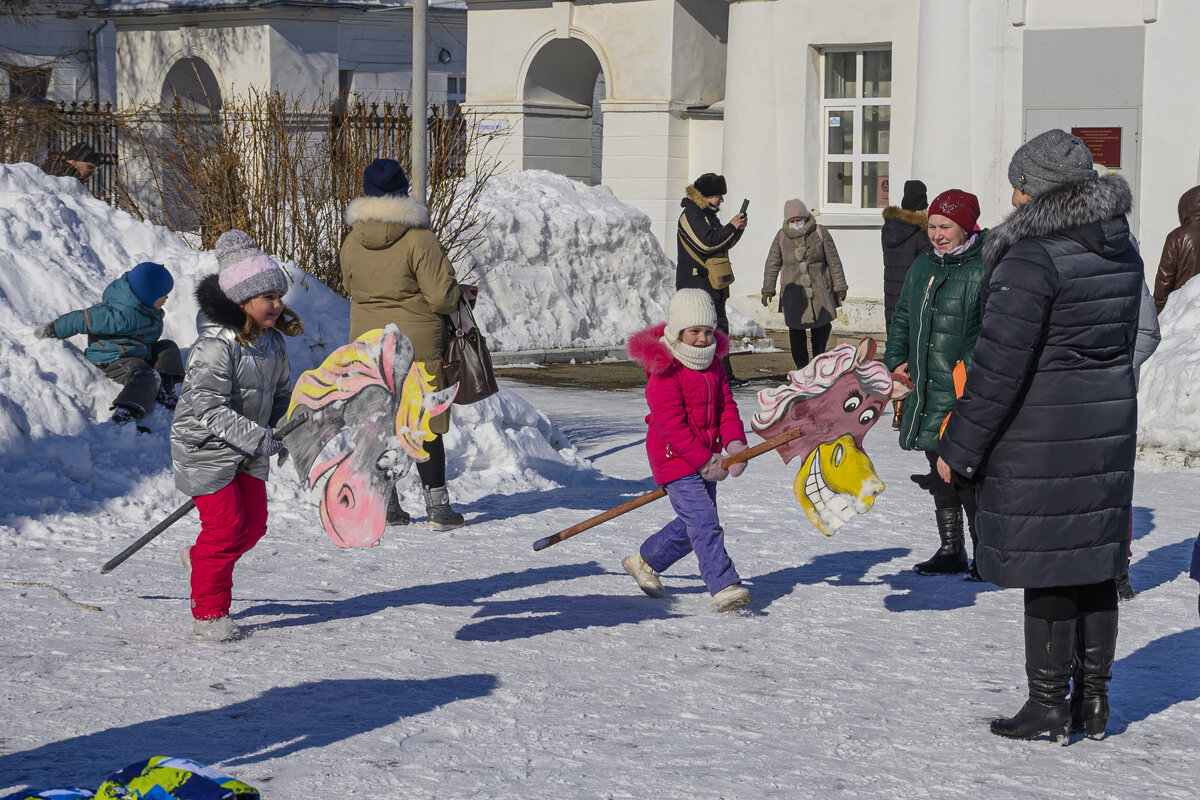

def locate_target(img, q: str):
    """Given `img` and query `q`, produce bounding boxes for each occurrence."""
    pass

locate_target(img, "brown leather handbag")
[443,300,499,405]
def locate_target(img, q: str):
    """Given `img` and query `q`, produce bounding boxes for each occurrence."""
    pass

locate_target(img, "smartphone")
[739,199,750,215]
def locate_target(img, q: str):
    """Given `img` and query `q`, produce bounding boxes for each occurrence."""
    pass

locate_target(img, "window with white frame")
[820,47,891,211]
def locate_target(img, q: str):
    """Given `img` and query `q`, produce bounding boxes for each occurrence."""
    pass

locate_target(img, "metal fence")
[0,100,121,202]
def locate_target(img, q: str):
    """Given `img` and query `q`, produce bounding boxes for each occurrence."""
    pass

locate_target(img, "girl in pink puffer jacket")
[622,289,751,613]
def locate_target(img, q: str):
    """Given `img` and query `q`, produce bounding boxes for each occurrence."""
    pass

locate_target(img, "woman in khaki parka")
[340,158,472,530]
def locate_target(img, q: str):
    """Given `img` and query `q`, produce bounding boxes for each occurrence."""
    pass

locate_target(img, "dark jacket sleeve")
[679,204,742,256]
[53,302,117,339]
[1133,280,1161,372]
[937,242,1059,478]
[1153,230,1186,312]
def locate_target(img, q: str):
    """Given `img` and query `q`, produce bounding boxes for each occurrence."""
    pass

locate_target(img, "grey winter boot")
[991,615,1075,741]
[422,485,464,531]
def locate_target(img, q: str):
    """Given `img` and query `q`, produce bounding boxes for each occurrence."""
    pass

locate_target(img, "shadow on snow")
[0,675,497,792]
[1108,626,1200,735]
[235,561,685,641]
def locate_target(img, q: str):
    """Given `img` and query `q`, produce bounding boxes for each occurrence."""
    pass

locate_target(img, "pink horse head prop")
[752,339,910,535]
[284,325,457,548]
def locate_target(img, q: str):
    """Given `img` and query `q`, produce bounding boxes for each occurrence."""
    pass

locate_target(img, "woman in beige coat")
[761,199,849,368]
[340,158,471,530]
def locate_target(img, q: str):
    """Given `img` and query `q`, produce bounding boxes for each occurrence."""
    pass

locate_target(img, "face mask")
[789,221,804,230]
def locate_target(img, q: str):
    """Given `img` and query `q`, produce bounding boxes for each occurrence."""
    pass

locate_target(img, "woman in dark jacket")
[881,181,935,431]
[883,189,985,577]
[881,179,934,329]
[937,130,1142,741]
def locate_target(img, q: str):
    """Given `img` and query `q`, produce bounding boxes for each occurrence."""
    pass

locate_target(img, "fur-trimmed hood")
[681,184,714,211]
[627,323,731,376]
[882,206,928,228]
[982,174,1133,271]
[196,273,250,331]
[345,194,432,250]
[195,273,295,333]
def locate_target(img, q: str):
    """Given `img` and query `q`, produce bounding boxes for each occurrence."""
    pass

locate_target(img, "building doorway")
[522,38,604,185]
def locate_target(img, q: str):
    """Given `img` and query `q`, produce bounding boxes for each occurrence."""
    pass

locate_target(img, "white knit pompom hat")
[665,288,718,340]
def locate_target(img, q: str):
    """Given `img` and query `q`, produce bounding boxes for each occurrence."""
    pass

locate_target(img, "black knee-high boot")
[914,507,968,575]
[1070,609,1118,739]
[991,615,1076,741]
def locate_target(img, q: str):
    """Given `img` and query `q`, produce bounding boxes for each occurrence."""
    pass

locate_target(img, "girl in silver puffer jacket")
[170,232,302,642]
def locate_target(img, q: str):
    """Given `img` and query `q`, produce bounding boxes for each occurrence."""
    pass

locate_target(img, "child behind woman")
[623,289,751,612]
[169,230,303,641]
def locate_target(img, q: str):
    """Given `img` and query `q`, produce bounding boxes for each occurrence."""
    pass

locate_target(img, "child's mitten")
[256,429,285,456]
[34,322,58,340]
[726,440,748,477]
[700,453,728,482]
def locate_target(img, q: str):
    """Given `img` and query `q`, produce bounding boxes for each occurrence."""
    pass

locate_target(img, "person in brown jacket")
[340,158,474,530]
[760,199,848,368]
[1153,184,1200,313]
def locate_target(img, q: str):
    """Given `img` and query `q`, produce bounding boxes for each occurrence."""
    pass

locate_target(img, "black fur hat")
[693,173,727,197]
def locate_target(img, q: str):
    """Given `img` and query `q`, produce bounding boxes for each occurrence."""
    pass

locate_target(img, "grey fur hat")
[1008,129,1096,197]
[214,229,261,271]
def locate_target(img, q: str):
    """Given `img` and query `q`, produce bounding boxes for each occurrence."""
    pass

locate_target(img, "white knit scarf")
[662,333,716,371]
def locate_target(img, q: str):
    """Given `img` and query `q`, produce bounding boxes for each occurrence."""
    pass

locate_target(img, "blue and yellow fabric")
[93,757,258,800]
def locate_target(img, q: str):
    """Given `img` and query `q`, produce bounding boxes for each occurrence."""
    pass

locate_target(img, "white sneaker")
[181,546,192,574]
[193,615,242,642]
[623,554,665,598]
[711,584,750,613]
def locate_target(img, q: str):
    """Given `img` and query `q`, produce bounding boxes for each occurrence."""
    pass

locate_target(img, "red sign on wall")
[1071,127,1122,169]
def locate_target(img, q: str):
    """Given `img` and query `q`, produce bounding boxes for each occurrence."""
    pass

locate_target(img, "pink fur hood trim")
[627,323,731,375]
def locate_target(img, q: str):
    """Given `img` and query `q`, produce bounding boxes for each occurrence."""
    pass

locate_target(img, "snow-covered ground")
[2,164,1199,798]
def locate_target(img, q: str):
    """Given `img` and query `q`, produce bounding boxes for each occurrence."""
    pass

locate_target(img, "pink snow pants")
[189,472,269,620]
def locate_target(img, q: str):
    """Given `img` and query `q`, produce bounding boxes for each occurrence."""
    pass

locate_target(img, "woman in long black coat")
[937,130,1142,742]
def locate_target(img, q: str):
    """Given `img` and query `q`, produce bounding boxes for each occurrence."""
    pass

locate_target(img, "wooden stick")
[532,426,803,552]
[100,413,309,574]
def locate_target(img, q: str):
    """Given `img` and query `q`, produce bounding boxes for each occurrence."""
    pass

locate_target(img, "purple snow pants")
[640,472,740,595]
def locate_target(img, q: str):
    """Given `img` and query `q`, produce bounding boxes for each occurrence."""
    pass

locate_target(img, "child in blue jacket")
[35,261,184,426]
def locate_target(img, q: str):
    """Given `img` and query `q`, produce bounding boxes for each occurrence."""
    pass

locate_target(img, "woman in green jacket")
[883,189,986,577]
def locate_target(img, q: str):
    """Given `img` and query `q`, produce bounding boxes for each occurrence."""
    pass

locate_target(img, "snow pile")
[0,162,587,529]
[461,170,762,351]
[1138,277,1200,451]
[0,164,342,452]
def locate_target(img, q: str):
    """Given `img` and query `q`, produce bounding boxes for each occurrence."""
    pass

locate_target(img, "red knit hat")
[928,189,981,233]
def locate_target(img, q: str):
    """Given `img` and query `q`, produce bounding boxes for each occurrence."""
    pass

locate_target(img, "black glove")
[909,470,939,494]
[34,322,58,340]
[911,468,975,494]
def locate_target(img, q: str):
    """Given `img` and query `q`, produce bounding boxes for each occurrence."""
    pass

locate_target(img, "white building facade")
[466,0,1200,330]
[1,1,467,111]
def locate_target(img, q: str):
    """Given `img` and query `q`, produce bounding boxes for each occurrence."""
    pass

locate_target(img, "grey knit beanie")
[214,229,261,271]
[1008,129,1096,197]
[219,253,289,305]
